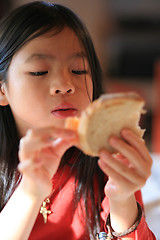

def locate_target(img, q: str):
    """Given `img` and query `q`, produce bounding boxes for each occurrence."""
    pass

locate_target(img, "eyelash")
[29,71,48,76]
[72,70,87,75]
[29,70,87,77]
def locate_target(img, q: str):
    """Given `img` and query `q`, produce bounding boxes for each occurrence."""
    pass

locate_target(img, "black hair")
[0,1,104,239]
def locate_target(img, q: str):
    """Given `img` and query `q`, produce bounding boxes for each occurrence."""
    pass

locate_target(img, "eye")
[29,71,48,76]
[72,70,87,75]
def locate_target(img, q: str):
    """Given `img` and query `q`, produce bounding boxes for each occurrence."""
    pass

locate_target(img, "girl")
[0,1,156,240]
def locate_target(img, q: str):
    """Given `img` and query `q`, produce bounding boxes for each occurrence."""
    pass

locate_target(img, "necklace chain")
[39,151,80,224]
[39,165,67,223]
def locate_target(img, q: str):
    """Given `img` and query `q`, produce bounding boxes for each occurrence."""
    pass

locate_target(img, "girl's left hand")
[98,128,153,202]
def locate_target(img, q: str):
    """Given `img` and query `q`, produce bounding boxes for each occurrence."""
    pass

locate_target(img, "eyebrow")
[25,53,55,63]
[69,52,87,60]
[25,51,87,63]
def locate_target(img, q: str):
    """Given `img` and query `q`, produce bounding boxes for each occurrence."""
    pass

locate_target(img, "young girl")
[0,1,156,240]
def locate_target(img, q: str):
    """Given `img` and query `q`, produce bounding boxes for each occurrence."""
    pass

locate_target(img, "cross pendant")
[40,198,52,224]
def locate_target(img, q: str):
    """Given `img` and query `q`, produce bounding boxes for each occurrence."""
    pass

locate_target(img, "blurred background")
[0,0,160,238]
[1,0,160,151]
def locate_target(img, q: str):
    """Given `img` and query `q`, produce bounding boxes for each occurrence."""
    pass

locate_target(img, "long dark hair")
[0,1,104,239]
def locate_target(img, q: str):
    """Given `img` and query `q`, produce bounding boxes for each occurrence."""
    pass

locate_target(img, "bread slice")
[65,92,145,157]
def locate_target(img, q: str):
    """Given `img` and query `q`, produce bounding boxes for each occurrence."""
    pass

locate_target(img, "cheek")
[79,77,93,111]
[5,80,39,109]
[85,76,93,100]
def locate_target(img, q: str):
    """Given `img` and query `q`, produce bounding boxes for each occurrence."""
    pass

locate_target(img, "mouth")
[51,103,78,119]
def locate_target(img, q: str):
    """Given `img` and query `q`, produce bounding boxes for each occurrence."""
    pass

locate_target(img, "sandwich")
[65,92,145,157]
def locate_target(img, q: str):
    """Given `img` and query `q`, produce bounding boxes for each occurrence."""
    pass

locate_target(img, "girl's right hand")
[18,126,78,200]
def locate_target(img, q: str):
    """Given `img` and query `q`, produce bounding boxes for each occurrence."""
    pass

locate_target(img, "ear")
[0,82,9,106]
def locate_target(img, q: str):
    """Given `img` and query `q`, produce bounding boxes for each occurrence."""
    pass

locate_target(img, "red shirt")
[28,164,156,240]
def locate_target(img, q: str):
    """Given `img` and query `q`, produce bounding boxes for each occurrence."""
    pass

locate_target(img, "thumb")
[50,136,78,158]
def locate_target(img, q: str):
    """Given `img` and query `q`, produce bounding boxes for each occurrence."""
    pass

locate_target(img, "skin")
[98,129,152,234]
[0,27,93,239]
[1,27,93,136]
[0,26,153,239]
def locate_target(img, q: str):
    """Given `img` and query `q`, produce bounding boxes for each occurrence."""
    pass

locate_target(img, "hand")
[18,126,78,199]
[98,128,152,203]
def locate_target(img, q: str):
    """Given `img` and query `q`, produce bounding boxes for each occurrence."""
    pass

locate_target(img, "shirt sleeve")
[100,190,157,239]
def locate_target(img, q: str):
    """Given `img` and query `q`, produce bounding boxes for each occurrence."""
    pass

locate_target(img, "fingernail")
[121,128,131,135]
[64,130,76,137]
[109,136,118,146]
[43,136,54,143]
[100,150,110,159]
[48,137,54,141]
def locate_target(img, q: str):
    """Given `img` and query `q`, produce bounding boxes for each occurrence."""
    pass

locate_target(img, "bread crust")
[66,92,145,157]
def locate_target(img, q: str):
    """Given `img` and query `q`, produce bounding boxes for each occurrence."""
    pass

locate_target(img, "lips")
[51,103,78,119]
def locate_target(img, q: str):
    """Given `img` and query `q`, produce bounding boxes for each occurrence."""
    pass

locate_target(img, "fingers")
[121,128,152,166]
[18,157,44,175]
[18,159,33,172]
[99,160,137,194]
[98,128,152,198]
[99,150,147,189]
[19,126,78,160]
[17,126,78,198]
[108,132,152,178]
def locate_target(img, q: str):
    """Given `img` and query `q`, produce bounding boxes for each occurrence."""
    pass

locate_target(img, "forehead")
[13,27,85,61]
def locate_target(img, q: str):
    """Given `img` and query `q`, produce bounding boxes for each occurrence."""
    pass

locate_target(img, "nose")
[49,72,75,96]
[54,86,74,95]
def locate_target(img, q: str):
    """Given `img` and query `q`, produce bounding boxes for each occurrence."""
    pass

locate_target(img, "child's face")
[2,27,93,136]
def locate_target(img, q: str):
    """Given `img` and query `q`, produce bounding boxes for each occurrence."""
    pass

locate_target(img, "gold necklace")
[39,165,67,224]
[40,150,80,223]
[40,198,52,224]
